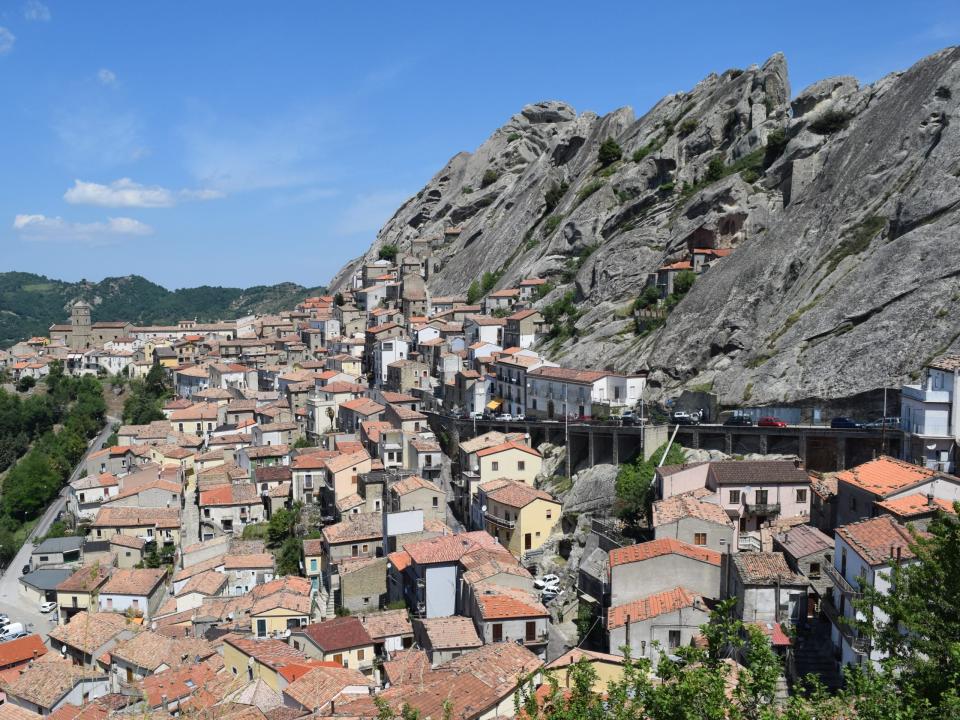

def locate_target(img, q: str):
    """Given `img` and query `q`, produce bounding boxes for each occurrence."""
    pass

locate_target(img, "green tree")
[333,292,345,306]
[466,280,482,305]
[614,442,687,527]
[15,376,36,393]
[144,362,168,398]
[633,285,661,312]
[544,182,569,212]
[598,137,623,166]
[672,269,696,297]
[277,537,302,576]
[481,169,499,188]
[378,244,399,262]
[705,155,727,182]
[267,504,301,547]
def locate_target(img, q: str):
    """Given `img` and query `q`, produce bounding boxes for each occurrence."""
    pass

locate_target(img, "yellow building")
[477,479,560,558]
[89,507,182,547]
[476,441,542,487]
[251,591,313,638]
[222,635,309,692]
[55,564,111,625]
[289,616,376,677]
[544,648,626,693]
[303,538,324,593]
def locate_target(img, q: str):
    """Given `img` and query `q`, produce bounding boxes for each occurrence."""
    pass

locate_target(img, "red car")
[757,416,787,428]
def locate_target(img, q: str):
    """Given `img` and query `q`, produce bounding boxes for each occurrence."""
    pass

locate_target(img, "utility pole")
[565,385,571,481]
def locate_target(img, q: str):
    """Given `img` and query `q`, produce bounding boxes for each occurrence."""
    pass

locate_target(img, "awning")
[486,399,502,410]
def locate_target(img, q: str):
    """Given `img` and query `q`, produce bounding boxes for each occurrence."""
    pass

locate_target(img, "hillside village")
[0,245,958,719]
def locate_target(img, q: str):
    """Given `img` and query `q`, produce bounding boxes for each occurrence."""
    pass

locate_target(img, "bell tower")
[70,300,93,349]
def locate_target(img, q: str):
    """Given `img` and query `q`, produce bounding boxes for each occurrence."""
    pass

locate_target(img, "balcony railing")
[484,511,515,529]
[744,502,781,515]
[821,596,870,655]
[738,533,762,553]
[824,564,861,597]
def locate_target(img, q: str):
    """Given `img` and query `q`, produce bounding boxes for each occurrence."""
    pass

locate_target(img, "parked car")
[0,623,24,639]
[541,588,564,602]
[831,416,863,429]
[0,617,11,628]
[21,565,30,576]
[865,417,901,429]
[534,574,560,590]
[671,410,700,426]
[514,414,526,422]
[758,416,788,428]
[0,631,28,642]
[39,601,57,613]
[495,413,513,422]
[620,411,638,426]
[469,412,484,420]
[723,415,753,427]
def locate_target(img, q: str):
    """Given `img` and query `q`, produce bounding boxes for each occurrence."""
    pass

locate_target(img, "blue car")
[830,416,862,429]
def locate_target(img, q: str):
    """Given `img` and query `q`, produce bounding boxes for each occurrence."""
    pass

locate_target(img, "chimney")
[927,492,936,507]
[625,614,631,649]
[161,695,168,712]
[793,459,801,469]
[897,546,902,562]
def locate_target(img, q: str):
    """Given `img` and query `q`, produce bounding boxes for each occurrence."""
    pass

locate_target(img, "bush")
[935,85,952,100]
[808,109,852,135]
[615,442,687,526]
[506,132,521,142]
[543,215,563,235]
[544,182,569,212]
[576,180,605,205]
[672,270,696,296]
[481,169,499,188]
[678,118,698,137]
[466,280,482,305]
[15,376,36,393]
[633,285,661,312]
[597,138,622,166]
[705,156,726,182]
[378,244,399,262]
[763,127,788,168]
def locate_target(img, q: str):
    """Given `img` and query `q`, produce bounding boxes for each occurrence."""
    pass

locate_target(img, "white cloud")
[0,27,15,55]
[13,214,153,243]
[63,178,224,208]
[97,68,117,87]
[23,0,50,21]
[334,191,409,236]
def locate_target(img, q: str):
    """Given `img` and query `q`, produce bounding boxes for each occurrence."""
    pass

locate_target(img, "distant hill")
[0,272,325,347]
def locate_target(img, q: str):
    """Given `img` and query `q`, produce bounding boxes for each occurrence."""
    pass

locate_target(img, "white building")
[526,367,645,419]
[901,355,959,472]
[373,338,409,386]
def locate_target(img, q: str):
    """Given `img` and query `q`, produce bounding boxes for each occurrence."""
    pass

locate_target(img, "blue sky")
[2,1,958,289]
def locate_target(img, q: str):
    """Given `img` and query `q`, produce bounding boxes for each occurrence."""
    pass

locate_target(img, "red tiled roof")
[836,515,923,566]
[476,441,541,459]
[297,617,373,652]
[608,538,721,568]
[0,634,46,668]
[875,493,958,518]
[607,587,702,629]
[836,456,938,497]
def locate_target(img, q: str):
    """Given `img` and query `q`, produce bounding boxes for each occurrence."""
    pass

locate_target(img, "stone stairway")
[791,621,843,691]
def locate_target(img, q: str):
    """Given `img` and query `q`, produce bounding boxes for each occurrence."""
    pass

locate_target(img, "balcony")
[824,564,861,597]
[744,502,781,516]
[484,511,515,529]
[821,596,870,655]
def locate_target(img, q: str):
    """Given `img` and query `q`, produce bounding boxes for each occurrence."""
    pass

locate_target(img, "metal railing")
[744,502,781,515]
[484,511,515,529]
[824,564,861,597]
[821,595,870,655]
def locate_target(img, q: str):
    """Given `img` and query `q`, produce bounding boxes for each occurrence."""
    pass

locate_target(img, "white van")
[0,623,24,638]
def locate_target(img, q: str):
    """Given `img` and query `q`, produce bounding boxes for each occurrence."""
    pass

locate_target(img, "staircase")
[791,621,843,691]
[317,586,335,619]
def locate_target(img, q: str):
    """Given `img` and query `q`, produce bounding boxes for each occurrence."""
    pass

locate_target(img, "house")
[407,436,443,481]
[48,611,135,667]
[517,278,547,302]
[55,565,112,625]
[19,568,73,605]
[1,661,110,716]
[774,523,835,602]
[606,587,711,667]
[608,538,721,607]
[199,483,265,536]
[224,553,277,595]
[68,473,120,520]
[98,568,167,620]
[289,617,376,676]
[30,537,85,570]
[475,441,542,490]
[221,634,308,691]
[900,354,959,472]
[174,569,228,612]
[874,492,958,530]
[503,309,546,350]
[465,583,550,659]
[491,354,550,418]
[320,513,383,592]
[169,402,222,440]
[0,634,47,674]
[338,398,386,433]
[728,552,808,625]
[827,515,920,668]
[290,451,338,505]
[359,609,414,656]
[544,648,626,694]
[651,490,734,553]
[281,665,374,714]
[89,507,181,548]
[303,539,324,593]
[706,461,812,549]
[473,479,561,561]
[251,590,313,638]
[526,366,645,420]
[338,556,388,614]
[389,474,446,525]
[833,455,960,527]
[84,445,151,477]
[107,631,215,690]
[412,616,482,666]
[320,451,373,516]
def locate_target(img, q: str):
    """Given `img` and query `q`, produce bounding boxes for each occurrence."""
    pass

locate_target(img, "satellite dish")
[926,443,938,451]
[481,505,487,512]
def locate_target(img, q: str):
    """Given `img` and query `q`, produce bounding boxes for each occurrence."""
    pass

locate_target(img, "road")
[0,415,119,637]
[438,454,465,532]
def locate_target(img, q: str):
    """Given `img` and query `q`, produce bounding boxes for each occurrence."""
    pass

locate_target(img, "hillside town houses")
[1,243,958,719]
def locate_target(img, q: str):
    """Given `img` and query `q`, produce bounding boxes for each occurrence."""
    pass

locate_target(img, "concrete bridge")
[426,413,900,473]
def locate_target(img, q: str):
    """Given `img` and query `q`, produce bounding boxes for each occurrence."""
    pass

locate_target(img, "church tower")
[70,300,93,350]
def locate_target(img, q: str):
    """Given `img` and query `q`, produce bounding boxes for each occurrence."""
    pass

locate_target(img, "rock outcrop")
[332,48,960,407]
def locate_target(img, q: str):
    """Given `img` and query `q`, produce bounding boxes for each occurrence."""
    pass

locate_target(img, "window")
[357,648,365,661]
[432,496,439,508]
[809,562,821,578]
[492,624,503,642]
[693,533,707,546]
[729,490,741,504]
[362,544,369,553]
[40,556,49,562]
[546,508,552,519]
[310,559,317,572]
[352,545,359,557]
[518,461,526,471]
[106,598,113,610]
[668,630,681,648]
[796,489,807,503]
[491,461,499,472]
[849,496,857,511]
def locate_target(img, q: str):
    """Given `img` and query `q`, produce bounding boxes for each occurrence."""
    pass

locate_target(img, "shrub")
[378,244,399,262]
[821,216,887,275]
[632,136,665,162]
[544,181,569,212]
[15,376,36,393]
[462,186,474,194]
[763,127,788,168]
[672,270,696,297]
[658,181,675,194]
[576,180,605,205]
[678,118,698,138]
[543,215,563,235]
[466,280,481,305]
[597,137,622,166]
[808,109,852,135]
[507,132,521,142]
[633,285,661,312]
[705,156,726,182]
[481,169,499,188]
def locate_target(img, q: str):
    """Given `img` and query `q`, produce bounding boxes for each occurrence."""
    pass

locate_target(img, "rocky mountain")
[332,47,960,409]
[0,272,324,347]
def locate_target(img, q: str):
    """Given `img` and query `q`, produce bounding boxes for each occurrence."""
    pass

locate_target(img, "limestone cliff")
[332,48,960,407]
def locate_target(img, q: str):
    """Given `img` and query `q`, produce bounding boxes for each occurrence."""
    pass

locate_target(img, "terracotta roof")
[177,569,228,597]
[750,621,792,647]
[545,647,625,670]
[381,649,430,686]
[322,513,382,544]
[652,491,732,528]
[458,431,508,454]
[417,616,481,650]
[335,492,364,512]
[251,591,312,616]
[170,402,220,421]
[472,584,548,620]
[0,634,47,667]
[403,531,502,566]
[56,565,111,592]
[324,450,370,474]
[224,553,275,570]
[173,554,226,582]
[609,538,721,568]
[607,587,703,629]
[48,612,132,654]
[391,474,441,496]
[199,483,261,506]
[928,354,960,372]
[101,568,166,596]
[836,456,938,497]
[303,539,323,556]
[282,665,372,711]
[387,550,411,572]
[359,609,413,642]
[223,635,305,666]
[876,493,958,518]
[835,515,923,566]
[0,662,106,709]
[92,506,180,529]
[297,617,373,652]
[482,479,556,509]
[476,440,541,459]
[731,552,808,586]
